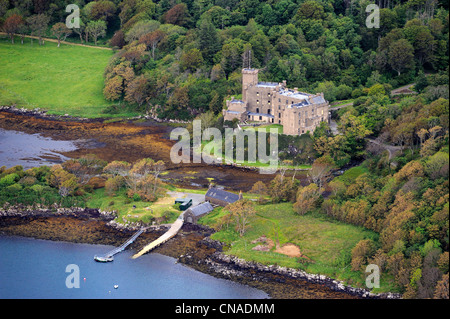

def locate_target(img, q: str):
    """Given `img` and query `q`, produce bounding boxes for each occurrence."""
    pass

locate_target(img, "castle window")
[268,100,271,104]
[268,109,271,114]
[256,92,259,96]
[286,100,288,104]
[256,108,259,113]
[278,113,281,118]
[259,116,262,120]
[257,100,259,104]
[278,98,281,102]
[321,110,324,115]
[268,93,271,97]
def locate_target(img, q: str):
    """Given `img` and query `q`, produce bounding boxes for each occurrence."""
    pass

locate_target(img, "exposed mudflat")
[0,111,308,191]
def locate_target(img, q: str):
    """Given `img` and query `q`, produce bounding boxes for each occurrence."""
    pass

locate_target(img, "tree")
[90,0,117,22]
[267,174,298,203]
[26,14,49,45]
[46,165,78,197]
[198,17,221,64]
[104,75,124,101]
[208,91,223,114]
[103,160,131,177]
[307,155,335,189]
[220,39,244,78]
[3,14,23,44]
[139,29,165,59]
[351,239,376,271]
[293,183,321,215]
[181,48,204,72]
[434,273,449,299]
[295,0,325,21]
[125,74,153,107]
[51,22,72,47]
[86,20,107,45]
[226,198,256,236]
[127,158,166,197]
[73,20,87,44]
[249,181,268,204]
[163,3,191,27]
[388,39,415,76]
[110,30,125,49]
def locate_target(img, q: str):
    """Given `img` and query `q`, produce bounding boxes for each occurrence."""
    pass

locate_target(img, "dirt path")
[391,83,417,96]
[367,138,403,160]
[0,32,112,50]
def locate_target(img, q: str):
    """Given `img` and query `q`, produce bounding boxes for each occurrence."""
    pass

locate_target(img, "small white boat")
[94,255,114,262]
[114,285,119,289]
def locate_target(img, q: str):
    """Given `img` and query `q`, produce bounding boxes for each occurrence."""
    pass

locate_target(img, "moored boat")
[94,255,114,262]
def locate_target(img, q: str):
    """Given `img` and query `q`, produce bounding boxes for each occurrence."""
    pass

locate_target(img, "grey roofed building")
[183,202,214,224]
[205,186,241,207]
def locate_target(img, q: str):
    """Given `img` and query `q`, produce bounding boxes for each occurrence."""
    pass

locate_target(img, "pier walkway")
[132,214,184,259]
[94,228,145,262]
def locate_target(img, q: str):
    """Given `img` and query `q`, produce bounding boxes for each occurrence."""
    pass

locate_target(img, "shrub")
[0,173,20,187]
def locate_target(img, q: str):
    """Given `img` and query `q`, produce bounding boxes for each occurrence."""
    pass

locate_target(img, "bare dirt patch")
[251,235,305,258]
[275,243,302,258]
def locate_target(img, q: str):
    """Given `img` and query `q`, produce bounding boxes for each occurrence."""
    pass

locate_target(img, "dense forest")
[1,0,448,119]
[1,0,449,298]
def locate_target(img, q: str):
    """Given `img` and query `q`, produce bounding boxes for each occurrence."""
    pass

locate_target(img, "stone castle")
[223,68,330,136]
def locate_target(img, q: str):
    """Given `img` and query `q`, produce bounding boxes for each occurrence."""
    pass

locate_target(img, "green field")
[198,202,395,291]
[0,37,134,118]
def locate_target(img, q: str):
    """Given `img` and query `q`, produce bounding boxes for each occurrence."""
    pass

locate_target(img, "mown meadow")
[0,37,134,118]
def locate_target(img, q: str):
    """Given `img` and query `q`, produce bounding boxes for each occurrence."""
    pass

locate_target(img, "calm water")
[0,236,268,299]
[0,128,78,169]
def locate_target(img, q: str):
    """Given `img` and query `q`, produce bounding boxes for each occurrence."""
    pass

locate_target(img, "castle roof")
[278,89,311,100]
[256,82,279,88]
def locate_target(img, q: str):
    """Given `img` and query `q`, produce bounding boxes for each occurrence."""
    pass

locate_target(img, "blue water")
[0,128,77,169]
[0,236,268,299]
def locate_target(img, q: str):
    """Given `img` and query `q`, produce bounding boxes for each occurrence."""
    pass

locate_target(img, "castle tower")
[242,68,258,101]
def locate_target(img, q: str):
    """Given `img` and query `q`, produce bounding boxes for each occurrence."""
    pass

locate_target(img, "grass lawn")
[85,188,181,225]
[198,202,397,291]
[242,123,284,134]
[0,37,136,118]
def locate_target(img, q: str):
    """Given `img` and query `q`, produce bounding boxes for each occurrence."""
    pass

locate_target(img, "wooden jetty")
[94,228,145,262]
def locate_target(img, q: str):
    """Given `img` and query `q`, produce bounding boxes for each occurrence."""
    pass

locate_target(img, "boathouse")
[205,186,242,207]
[183,202,214,224]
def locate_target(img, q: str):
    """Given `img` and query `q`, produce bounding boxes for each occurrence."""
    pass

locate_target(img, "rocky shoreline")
[0,208,401,299]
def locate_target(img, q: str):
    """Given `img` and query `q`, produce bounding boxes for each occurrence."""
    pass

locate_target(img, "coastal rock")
[205,252,402,299]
